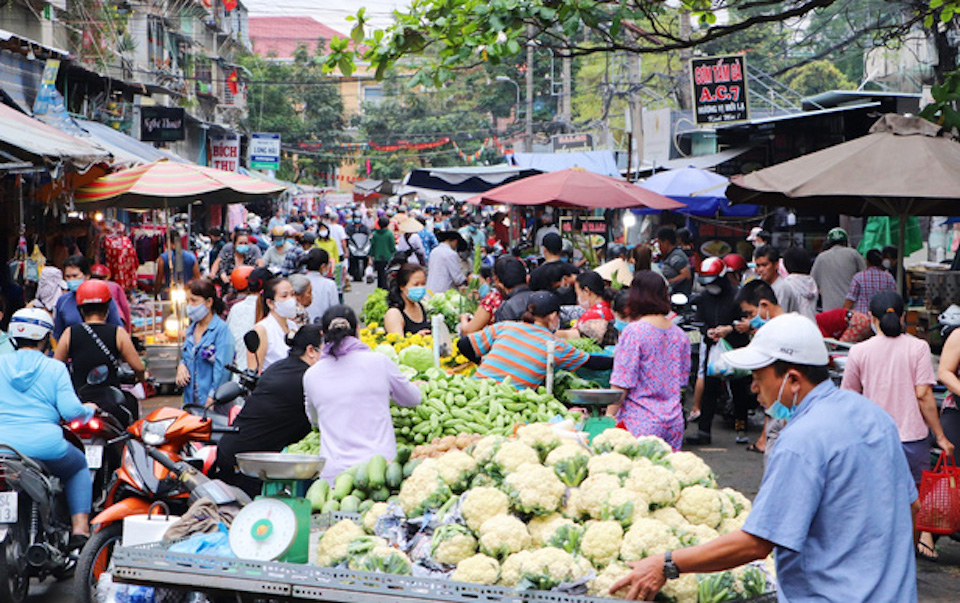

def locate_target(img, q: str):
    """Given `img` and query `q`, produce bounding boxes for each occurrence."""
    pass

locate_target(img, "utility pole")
[560,49,572,128]
[627,55,643,181]
[525,28,535,152]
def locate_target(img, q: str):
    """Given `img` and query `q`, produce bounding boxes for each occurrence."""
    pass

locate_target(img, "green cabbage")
[398,345,434,373]
[374,344,399,362]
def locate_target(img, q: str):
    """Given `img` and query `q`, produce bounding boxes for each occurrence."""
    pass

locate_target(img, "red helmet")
[698,257,727,284]
[76,280,112,306]
[231,266,255,291]
[722,253,748,272]
[90,264,111,279]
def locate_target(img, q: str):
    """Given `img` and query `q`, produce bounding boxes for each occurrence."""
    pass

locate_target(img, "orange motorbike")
[74,407,245,603]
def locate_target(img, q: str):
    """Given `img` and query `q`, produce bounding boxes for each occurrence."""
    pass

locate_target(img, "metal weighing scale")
[231,452,325,564]
[563,389,622,440]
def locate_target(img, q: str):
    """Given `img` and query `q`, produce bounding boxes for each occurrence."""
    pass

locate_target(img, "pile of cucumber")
[392,374,576,447]
[305,446,421,514]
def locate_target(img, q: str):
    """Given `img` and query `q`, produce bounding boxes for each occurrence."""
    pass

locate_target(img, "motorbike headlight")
[142,418,176,446]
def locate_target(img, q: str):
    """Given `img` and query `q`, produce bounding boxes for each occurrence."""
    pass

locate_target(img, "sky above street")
[242,0,405,36]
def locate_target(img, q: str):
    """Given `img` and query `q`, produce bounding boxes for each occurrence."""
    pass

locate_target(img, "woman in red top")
[575,271,614,325]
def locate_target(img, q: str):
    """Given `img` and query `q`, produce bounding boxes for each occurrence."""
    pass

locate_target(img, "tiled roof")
[248,16,346,59]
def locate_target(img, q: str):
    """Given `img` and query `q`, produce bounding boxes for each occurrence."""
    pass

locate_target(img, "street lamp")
[495,76,521,119]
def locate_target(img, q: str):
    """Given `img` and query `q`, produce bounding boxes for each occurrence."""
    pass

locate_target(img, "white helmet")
[9,308,54,341]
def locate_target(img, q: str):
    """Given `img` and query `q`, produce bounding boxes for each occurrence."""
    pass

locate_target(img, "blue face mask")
[273,239,285,247]
[749,314,767,330]
[614,319,628,331]
[407,286,426,302]
[479,283,491,298]
[766,374,798,421]
[236,244,250,254]
[66,279,82,292]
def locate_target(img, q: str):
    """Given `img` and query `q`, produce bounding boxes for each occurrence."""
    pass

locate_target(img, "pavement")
[31,277,960,601]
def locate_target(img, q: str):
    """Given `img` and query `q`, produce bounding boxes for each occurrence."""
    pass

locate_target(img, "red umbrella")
[468,167,684,210]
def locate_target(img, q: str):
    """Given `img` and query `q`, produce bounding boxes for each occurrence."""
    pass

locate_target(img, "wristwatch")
[663,551,680,580]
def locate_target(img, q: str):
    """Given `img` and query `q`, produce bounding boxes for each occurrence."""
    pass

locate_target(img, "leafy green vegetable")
[569,338,603,354]
[374,344,399,362]
[398,345,434,373]
[553,370,601,404]
[424,289,478,332]
[361,288,389,326]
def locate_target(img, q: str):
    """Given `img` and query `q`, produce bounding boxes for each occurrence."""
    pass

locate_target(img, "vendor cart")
[130,296,187,388]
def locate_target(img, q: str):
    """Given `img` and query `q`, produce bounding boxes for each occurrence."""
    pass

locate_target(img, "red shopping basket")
[916,453,960,534]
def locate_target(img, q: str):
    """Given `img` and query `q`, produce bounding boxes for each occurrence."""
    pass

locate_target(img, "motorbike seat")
[0,451,51,473]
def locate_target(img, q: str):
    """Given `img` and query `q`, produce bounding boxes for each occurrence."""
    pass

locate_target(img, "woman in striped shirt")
[457,291,613,390]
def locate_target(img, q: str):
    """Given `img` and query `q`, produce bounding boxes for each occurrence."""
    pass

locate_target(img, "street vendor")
[457,291,613,390]
[384,263,431,336]
[304,305,421,482]
[611,314,919,602]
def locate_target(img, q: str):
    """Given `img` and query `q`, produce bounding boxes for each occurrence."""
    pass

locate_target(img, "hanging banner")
[250,132,281,170]
[210,133,240,171]
[690,54,749,125]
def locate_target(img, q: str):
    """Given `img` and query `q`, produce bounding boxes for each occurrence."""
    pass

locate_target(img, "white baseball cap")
[723,313,829,370]
[746,226,764,242]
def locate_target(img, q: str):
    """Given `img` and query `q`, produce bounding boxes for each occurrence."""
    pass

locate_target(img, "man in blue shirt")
[53,255,122,341]
[613,313,919,603]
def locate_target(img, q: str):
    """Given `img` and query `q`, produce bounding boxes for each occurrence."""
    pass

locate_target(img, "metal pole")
[525,30,535,152]
[898,214,906,295]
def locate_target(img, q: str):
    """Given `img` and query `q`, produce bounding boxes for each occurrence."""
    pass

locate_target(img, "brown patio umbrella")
[727,114,960,289]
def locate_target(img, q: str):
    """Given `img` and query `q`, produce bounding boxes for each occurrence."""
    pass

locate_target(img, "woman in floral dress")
[607,270,691,450]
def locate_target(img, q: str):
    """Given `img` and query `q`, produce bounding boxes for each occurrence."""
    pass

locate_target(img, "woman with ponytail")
[303,305,422,481]
[216,325,323,496]
[841,290,955,560]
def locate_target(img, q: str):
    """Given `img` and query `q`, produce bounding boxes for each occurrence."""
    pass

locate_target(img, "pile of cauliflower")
[315,426,767,602]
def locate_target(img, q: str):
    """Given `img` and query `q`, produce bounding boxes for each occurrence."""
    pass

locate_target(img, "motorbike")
[0,432,87,603]
[74,407,243,603]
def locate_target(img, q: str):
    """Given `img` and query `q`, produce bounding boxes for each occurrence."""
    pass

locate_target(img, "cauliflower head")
[587,452,634,479]
[589,562,633,599]
[632,435,673,461]
[469,435,505,465]
[659,573,699,603]
[498,550,533,587]
[722,487,753,517]
[718,514,747,535]
[516,423,561,459]
[527,514,583,553]
[349,543,412,575]
[590,428,639,456]
[362,502,390,534]
[664,452,716,488]
[561,487,585,520]
[675,485,724,529]
[676,523,720,547]
[431,524,478,566]
[620,518,680,560]
[733,564,768,598]
[579,473,623,519]
[398,459,453,516]
[461,486,510,532]
[650,506,690,531]
[600,487,648,528]
[434,449,479,492]
[624,463,681,508]
[581,520,624,568]
[545,442,591,487]
[517,546,580,589]
[316,519,366,566]
[503,463,566,515]
[478,514,531,560]
[490,441,540,477]
[451,553,500,585]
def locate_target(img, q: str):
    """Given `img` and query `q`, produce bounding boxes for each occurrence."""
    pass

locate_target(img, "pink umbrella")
[468,167,684,210]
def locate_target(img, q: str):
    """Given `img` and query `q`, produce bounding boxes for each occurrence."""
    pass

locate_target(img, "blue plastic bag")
[168,524,235,558]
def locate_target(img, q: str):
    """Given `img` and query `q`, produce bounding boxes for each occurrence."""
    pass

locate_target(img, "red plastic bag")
[916,453,960,535]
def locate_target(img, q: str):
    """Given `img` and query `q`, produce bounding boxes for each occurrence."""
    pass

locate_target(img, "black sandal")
[746,443,764,454]
[917,541,939,562]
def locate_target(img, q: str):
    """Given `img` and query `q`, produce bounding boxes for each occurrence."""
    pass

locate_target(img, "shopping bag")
[705,339,750,379]
[916,452,960,534]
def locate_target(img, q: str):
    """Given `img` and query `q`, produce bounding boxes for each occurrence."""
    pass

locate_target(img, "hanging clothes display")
[102,225,139,290]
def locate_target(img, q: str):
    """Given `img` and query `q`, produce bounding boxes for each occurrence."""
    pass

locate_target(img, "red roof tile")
[248,16,347,60]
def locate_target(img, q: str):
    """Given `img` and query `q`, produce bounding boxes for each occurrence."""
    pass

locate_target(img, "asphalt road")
[33,279,960,601]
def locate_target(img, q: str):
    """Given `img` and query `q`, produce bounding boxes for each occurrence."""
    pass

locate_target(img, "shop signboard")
[552,132,594,152]
[690,54,749,125]
[210,133,240,171]
[140,106,185,142]
[250,132,281,170]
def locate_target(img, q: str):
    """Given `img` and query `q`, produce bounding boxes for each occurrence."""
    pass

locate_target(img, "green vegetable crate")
[562,389,621,440]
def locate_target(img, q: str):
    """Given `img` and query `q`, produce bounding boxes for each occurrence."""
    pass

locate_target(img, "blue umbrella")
[635,166,759,217]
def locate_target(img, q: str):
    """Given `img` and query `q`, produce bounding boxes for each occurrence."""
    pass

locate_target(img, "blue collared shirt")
[743,380,917,603]
[181,315,234,405]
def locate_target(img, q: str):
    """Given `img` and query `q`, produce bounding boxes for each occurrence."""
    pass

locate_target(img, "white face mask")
[273,297,298,319]
[882,259,892,269]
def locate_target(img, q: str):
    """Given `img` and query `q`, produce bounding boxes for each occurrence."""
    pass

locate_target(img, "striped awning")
[75,160,287,209]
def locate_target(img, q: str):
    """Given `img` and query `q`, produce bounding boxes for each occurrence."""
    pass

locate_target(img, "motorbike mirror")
[213,381,242,406]
[670,293,689,306]
[243,330,260,355]
[86,365,110,386]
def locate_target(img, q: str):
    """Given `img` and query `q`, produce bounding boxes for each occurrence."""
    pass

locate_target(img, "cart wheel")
[74,523,123,603]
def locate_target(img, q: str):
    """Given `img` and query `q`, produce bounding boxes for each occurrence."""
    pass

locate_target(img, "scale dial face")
[229,498,298,561]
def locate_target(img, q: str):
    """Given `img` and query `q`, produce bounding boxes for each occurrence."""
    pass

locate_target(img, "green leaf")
[506,39,520,55]
[941,7,954,21]
[931,0,944,8]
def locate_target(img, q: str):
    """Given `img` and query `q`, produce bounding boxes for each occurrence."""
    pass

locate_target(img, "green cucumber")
[340,495,361,514]
[385,462,403,489]
[306,479,330,511]
[332,472,354,501]
[395,445,412,465]
[371,486,391,502]
[353,461,370,490]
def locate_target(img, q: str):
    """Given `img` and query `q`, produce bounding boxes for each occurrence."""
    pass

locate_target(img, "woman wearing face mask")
[841,291,954,561]
[176,279,234,409]
[456,291,613,390]
[384,263,430,336]
[211,228,262,289]
[215,325,324,497]
[606,271,692,450]
[53,255,123,341]
[248,277,299,372]
[304,306,422,482]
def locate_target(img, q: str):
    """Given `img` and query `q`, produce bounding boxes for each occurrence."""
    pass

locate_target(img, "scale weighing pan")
[563,389,622,407]
[236,452,325,480]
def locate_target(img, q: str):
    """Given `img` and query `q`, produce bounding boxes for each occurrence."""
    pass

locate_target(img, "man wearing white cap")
[613,313,918,603]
